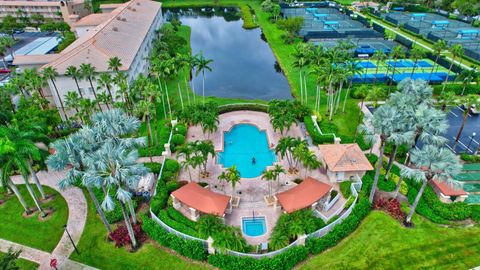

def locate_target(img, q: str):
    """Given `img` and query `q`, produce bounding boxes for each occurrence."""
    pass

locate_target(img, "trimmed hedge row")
[143,162,161,174]
[218,103,268,114]
[142,216,207,261]
[460,154,480,163]
[433,84,480,95]
[157,209,200,238]
[304,116,335,144]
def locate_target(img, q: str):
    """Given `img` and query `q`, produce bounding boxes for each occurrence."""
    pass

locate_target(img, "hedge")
[432,84,480,95]
[460,154,480,163]
[340,181,353,198]
[143,162,161,174]
[166,206,198,230]
[157,209,200,237]
[142,216,207,261]
[218,103,268,114]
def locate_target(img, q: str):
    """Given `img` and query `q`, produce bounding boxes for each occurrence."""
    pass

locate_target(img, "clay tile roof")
[13,54,61,66]
[431,180,467,196]
[171,183,230,216]
[100,3,124,9]
[318,143,374,172]
[42,0,161,74]
[276,177,332,213]
[75,13,113,27]
[0,1,60,7]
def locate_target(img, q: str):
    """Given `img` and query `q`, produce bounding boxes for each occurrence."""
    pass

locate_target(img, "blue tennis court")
[352,73,387,83]
[416,60,433,67]
[387,60,414,68]
[358,61,376,69]
[390,72,453,83]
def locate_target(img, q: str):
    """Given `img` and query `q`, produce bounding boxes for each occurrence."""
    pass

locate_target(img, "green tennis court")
[462,183,480,193]
[454,173,480,182]
[462,163,480,172]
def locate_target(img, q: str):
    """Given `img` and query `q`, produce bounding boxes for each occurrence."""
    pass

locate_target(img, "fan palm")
[401,144,461,223]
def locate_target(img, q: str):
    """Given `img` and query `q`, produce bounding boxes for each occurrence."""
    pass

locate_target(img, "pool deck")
[177,111,344,246]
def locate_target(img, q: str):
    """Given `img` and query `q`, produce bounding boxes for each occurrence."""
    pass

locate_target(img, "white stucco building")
[13,0,163,120]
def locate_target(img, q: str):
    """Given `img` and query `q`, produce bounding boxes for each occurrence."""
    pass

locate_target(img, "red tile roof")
[318,143,374,172]
[171,183,230,216]
[276,177,332,213]
[431,180,467,196]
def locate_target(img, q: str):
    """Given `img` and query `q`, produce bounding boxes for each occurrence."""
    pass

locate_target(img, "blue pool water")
[218,124,276,178]
[242,217,266,237]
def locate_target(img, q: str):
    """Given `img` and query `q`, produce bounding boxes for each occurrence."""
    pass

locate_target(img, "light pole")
[64,225,80,255]
[467,132,476,153]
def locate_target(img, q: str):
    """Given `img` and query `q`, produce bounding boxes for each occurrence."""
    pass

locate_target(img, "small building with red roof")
[171,182,231,221]
[275,177,332,213]
[430,179,468,203]
[317,143,374,183]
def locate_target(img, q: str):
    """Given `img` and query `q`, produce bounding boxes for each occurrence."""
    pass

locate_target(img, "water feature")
[165,7,291,100]
[242,216,266,237]
[218,124,276,178]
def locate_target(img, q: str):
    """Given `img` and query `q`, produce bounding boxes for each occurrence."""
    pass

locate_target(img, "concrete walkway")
[9,170,89,269]
[0,239,96,270]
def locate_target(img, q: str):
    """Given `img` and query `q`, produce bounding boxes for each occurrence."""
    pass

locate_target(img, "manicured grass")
[70,190,212,270]
[0,185,68,252]
[300,211,480,270]
[0,251,39,270]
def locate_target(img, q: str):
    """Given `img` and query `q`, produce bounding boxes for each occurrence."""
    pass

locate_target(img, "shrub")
[356,133,372,151]
[460,154,480,163]
[365,153,378,166]
[164,159,180,174]
[143,162,161,174]
[240,4,258,29]
[171,134,185,152]
[340,181,353,198]
[306,198,371,254]
[166,206,197,230]
[109,223,146,247]
[142,216,207,261]
[344,196,355,209]
[157,210,199,237]
[329,190,338,202]
[165,181,180,194]
[198,182,209,188]
[374,197,405,221]
[432,84,480,95]
[377,175,396,192]
[319,121,338,134]
[293,178,303,184]
[218,103,268,114]
[471,205,480,223]
[174,124,187,136]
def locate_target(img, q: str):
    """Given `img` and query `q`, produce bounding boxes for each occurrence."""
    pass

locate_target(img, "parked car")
[0,68,11,74]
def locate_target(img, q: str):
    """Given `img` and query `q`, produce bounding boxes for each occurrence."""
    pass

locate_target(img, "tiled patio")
[176,111,345,245]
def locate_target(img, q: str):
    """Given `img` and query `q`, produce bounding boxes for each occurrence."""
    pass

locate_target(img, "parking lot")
[445,106,479,154]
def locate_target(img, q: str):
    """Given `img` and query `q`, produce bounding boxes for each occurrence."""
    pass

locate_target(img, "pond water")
[165,8,292,100]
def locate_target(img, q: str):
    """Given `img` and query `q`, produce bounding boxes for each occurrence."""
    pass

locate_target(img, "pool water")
[218,124,276,178]
[242,217,266,237]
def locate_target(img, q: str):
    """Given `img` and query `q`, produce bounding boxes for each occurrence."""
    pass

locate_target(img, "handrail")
[311,115,338,140]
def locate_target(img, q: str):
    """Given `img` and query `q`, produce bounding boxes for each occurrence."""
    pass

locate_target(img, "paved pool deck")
[178,111,344,245]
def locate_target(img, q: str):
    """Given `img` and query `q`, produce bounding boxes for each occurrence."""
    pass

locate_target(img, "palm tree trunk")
[452,111,468,151]
[342,80,352,113]
[89,78,102,112]
[23,175,46,217]
[428,54,440,83]
[369,139,385,203]
[353,98,365,143]
[177,82,184,109]
[202,71,206,104]
[442,59,455,93]
[184,77,191,105]
[410,59,417,77]
[8,178,30,214]
[406,179,428,223]
[106,85,114,104]
[303,73,308,104]
[388,60,398,93]
[164,82,172,119]
[373,61,379,84]
[128,200,137,224]
[335,81,343,113]
[74,78,83,98]
[86,186,112,233]
[51,79,67,120]
[461,82,467,95]
[393,174,404,198]
[120,201,137,248]
[28,162,46,200]
[385,144,398,179]
[146,115,153,162]
[299,70,303,104]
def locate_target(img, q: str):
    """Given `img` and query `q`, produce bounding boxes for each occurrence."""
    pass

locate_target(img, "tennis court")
[463,164,480,172]
[445,106,480,154]
[358,61,376,68]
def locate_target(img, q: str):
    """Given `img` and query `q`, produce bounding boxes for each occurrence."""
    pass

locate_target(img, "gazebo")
[171,183,231,221]
[431,180,468,203]
[275,177,332,213]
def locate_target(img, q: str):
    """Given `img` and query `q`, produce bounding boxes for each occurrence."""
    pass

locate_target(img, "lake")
[165,7,292,100]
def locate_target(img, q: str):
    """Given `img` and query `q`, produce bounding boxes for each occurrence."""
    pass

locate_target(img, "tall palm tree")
[343,61,363,113]
[275,136,295,170]
[353,85,370,143]
[442,44,464,93]
[409,47,426,77]
[108,56,122,73]
[97,73,115,104]
[333,66,349,114]
[401,145,461,224]
[452,94,480,151]
[372,50,386,85]
[273,164,285,191]
[195,140,215,175]
[195,52,213,104]
[388,46,406,93]
[65,66,83,98]
[42,67,66,118]
[1,36,15,61]
[428,40,447,83]
[0,138,31,214]
[85,141,149,248]
[301,150,321,178]
[217,171,228,194]
[64,92,81,121]
[261,169,276,196]
[226,165,241,196]
[437,91,456,112]
[97,91,112,111]
[292,44,310,104]
[80,63,102,111]
[134,100,154,162]
[457,68,478,95]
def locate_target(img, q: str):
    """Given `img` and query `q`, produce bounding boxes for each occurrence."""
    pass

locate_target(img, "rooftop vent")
[136,2,140,5]
[121,18,126,22]
[132,8,136,11]
[116,16,121,20]
[112,27,118,31]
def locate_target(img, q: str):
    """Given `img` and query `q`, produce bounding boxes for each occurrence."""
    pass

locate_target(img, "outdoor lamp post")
[467,132,476,153]
[64,225,80,255]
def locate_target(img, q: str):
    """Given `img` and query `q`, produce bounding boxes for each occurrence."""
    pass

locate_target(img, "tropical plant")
[97,73,115,104]
[371,50,386,85]
[195,140,215,175]
[388,46,406,93]
[195,52,213,104]
[225,165,241,196]
[452,94,480,151]
[261,169,276,196]
[80,63,101,111]
[401,144,461,223]
[437,91,456,112]
[442,44,464,93]
[409,47,426,77]
[428,40,447,83]
[65,66,83,98]
[108,56,122,73]
[301,150,321,178]
[42,66,66,118]
[457,68,479,95]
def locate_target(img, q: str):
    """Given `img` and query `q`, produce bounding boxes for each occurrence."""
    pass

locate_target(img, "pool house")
[276,177,333,213]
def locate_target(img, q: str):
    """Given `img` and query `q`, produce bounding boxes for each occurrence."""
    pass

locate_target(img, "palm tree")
[388,46,406,93]
[85,141,149,248]
[135,100,155,162]
[437,91,456,112]
[0,138,31,214]
[343,61,363,113]
[217,171,228,194]
[226,165,241,196]
[108,56,122,73]
[428,40,447,83]
[275,136,295,170]
[452,94,480,151]
[292,141,308,171]
[372,50,386,85]
[333,66,349,114]
[292,44,310,104]
[1,36,15,61]
[272,164,285,191]
[0,45,8,68]
[97,91,112,111]
[201,114,219,139]
[442,44,464,93]
[195,52,213,104]
[195,140,215,175]
[409,47,426,77]
[80,63,102,111]
[301,150,321,178]
[65,66,83,98]
[360,104,404,203]
[261,169,276,196]
[42,66,66,119]
[457,68,478,95]
[353,85,370,143]
[64,92,81,121]
[97,73,115,104]
[401,145,461,224]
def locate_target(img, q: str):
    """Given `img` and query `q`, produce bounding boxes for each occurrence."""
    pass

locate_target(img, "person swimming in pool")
[252,157,256,165]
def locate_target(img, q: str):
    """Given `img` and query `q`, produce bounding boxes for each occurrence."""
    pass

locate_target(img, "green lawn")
[0,185,68,252]
[70,190,212,270]
[300,211,480,270]
[0,251,39,270]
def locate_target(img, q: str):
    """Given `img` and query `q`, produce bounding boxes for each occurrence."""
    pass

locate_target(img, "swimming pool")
[218,124,276,178]
[242,216,266,237]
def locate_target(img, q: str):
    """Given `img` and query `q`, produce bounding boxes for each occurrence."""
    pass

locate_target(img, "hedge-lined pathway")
[8,170,89,269]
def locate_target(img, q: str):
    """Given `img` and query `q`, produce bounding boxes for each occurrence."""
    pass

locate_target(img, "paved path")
[0,239,96,270]
[137,156,164,163]
[9,170,89,269]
